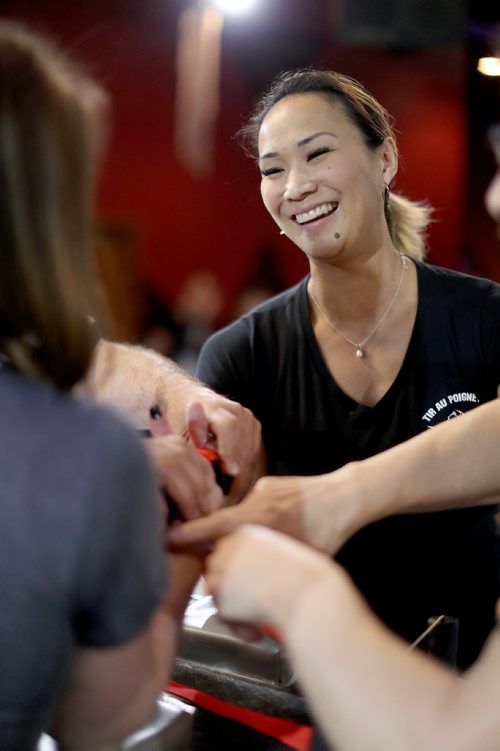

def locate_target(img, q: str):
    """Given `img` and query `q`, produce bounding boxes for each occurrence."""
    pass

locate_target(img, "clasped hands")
[149,397,355,640]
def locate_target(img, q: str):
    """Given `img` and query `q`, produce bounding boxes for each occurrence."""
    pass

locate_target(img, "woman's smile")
[294,202,338,225]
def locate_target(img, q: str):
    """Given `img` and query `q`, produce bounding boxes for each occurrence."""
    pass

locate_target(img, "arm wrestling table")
[171,595,459,726]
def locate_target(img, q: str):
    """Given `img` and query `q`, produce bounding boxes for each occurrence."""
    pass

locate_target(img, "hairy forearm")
[82,340,263,498]
[82,340,202,430]
[280,565,500,751]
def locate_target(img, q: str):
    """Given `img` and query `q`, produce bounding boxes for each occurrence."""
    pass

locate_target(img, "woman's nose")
[283,167,317,201]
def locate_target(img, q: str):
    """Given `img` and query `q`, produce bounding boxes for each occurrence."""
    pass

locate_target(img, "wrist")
[304,463,372,553]
[164,552,204,620]
[264,552,333,631]
[334,459,399,536]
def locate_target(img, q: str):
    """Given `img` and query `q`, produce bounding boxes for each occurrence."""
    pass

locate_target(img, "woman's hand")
[168,472,355,553]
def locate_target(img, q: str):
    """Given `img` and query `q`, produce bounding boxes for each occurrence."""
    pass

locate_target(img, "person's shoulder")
[244,278,308,319]
[200,278,308,353]
[59,394,145,473]
[0,366,141,460]
[0,370,153,540]
[416,259,500,296]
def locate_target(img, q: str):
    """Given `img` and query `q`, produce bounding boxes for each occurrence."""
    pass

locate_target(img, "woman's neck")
[307,248,406,327]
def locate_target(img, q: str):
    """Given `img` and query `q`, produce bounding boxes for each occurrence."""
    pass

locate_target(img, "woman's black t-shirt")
[197,261,500,669]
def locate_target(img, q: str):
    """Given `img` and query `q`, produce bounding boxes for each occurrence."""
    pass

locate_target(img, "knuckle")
[254,476,271,492]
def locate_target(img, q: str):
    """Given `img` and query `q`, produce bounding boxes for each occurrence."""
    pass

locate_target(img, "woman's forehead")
[258,94,350,151]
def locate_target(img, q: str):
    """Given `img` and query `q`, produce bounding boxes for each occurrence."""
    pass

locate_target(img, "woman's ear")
[380,137,398,185]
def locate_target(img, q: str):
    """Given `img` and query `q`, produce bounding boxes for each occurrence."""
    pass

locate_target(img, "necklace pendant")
[356,347,366,359]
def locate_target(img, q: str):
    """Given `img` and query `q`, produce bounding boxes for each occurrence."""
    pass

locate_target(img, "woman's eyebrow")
[297,130,337,148]
[259,130,337,161]
[259,150,280,161]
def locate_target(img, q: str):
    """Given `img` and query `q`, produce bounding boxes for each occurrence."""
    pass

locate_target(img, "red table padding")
[167,681,313,751]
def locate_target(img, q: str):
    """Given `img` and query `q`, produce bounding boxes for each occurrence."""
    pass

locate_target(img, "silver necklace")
[309,253,408,359]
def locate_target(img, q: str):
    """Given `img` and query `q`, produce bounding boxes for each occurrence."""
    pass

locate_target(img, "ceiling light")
[477,56,500,76]
[210,0,257,15]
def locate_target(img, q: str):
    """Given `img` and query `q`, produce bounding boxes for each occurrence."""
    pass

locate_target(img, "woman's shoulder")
[244,277,308,319]
[416,260,500,301]
[212,278,308,339]
[199,279,309,367]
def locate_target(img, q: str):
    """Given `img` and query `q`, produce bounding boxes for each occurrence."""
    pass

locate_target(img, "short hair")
[0,20,109,389]
[239,68,432,260]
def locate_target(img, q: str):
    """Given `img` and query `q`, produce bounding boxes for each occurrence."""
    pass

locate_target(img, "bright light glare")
[477,56,500,77]
[211,0,257,14]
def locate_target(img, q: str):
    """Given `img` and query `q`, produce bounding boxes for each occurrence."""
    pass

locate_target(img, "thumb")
[187,402,211,448]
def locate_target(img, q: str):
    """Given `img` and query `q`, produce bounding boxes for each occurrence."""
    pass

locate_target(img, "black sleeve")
[196,318,256,410]
[73,414,167,648]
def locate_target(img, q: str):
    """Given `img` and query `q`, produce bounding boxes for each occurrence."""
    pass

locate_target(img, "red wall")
[2,0,479,320]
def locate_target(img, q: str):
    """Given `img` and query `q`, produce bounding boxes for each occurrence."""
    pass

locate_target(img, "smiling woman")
[169,107,500,751]
[193,68,500,689]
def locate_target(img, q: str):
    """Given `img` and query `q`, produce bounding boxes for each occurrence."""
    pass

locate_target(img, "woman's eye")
[260,166,283,177]
[307,147,331,161]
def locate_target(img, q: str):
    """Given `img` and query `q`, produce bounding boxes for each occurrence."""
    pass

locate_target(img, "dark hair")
[240,68,432,259]
[240,68,395,156]
[0,20,109,388]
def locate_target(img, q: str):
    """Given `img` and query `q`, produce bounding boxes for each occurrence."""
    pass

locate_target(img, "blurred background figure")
[139,271,226,373]
[140,287,180,358]
[170,270,226,373]
[232,244,285,318]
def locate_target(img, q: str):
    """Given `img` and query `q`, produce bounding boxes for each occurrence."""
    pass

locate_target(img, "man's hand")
[183,390,263,502]
[146,405,224,521]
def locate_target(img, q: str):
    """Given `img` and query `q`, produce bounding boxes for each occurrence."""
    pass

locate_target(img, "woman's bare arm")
[206,525,500,751]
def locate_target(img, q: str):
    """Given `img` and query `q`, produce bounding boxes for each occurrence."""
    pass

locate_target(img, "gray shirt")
[0,367,167,749]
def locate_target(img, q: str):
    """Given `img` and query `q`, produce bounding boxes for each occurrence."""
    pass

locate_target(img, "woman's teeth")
[295,202,336,225]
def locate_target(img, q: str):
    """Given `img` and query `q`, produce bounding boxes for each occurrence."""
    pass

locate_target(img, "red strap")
[167,681,313,751]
